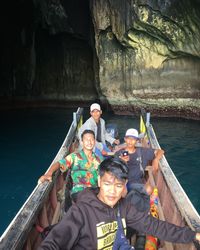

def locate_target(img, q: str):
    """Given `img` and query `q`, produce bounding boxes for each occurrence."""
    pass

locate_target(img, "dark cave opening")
[0,0,99,109]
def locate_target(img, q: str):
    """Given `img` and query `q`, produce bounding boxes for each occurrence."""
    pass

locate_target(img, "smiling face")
[82,132,95,151]
[124,136,137,151]
[97,172,127,207]
[90,109,102,123]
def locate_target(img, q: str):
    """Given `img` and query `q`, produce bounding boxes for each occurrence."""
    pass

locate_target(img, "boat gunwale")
[147,123,200,232]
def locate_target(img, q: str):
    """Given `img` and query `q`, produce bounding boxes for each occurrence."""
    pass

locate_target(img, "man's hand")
[114,139,120,145]
[38,174,52,184]
[101,150,108,156]
[38,162,60,185]
[119,155,129,163]
[195,232,200,242]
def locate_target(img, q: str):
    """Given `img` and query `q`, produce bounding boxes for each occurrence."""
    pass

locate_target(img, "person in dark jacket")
[38,157,200,250]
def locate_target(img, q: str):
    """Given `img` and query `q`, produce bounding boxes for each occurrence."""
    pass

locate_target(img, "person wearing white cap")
[115,128,164,212]
[78,103,120,157]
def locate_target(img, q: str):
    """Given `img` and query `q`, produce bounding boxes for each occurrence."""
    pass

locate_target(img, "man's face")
[82,133,95,151]
[97,172,127,208]
[124,136,137,149]
[90,109,102,122]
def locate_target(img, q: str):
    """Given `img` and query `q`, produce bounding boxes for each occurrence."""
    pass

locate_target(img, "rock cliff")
[0,0,200,118]
[90,0,200,118]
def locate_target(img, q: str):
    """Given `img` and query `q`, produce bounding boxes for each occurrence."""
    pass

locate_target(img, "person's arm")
[98,118,115,145]
[38,155,73,184]
[38,162,60,184]
[126,203,197,244]
[104,131,118,145]
[152,148,164,171]
[38,205,84,249]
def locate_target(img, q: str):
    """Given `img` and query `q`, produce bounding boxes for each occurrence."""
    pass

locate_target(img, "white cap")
[125,128,139,139]
[90,103,101,112]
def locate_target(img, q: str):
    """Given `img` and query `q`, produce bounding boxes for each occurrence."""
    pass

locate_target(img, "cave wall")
[33,32,97,101]
[90,0,200,117]
[0,0,98,103]
[0,0,200,118]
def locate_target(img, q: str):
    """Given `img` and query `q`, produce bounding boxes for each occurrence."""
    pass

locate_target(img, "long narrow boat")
[0,108,200,250]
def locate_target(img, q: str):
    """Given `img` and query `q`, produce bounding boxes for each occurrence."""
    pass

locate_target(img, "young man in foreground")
[38,157,200,249]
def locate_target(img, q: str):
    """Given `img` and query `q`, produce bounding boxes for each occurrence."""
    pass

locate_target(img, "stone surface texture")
[0,0,200,118]
[90,0,200,118]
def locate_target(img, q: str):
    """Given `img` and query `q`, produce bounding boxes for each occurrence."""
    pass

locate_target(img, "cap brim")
[125,133,145,139]
[125,135,139,139]
[91,109,101,112]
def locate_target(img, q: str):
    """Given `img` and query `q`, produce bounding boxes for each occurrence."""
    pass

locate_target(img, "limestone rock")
[90,0,200,117]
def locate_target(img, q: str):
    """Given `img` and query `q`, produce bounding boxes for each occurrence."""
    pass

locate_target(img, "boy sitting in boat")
[38,157,200,249]
[38,129,102,203]
[78,103,120,157]
[115,128,164,212]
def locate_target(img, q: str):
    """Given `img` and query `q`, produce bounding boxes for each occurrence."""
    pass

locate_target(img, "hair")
[99,157,128,181]
[81,129,95,140]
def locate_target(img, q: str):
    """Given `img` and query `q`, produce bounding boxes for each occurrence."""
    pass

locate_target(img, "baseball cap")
[125,128,139,139]
[90,103,101,112]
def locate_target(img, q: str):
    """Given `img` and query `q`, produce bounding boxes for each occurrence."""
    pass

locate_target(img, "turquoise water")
[0,108,200,235]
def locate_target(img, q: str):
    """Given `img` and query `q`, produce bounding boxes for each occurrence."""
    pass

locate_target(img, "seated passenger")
[115,128,164,212]
[78,103,120,157]
[38,129,103,202]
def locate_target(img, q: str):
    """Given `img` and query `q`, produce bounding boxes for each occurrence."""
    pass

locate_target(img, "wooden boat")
[0,108,200,250]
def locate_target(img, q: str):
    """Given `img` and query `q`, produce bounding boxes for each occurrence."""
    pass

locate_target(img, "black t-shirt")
[96,121,102,142]
[116,147,155,183]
